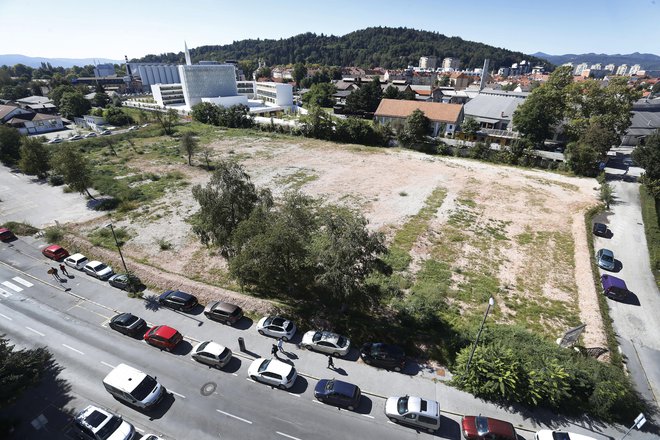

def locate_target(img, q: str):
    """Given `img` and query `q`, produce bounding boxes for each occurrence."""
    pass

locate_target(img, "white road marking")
[232,373,238,376]
[25,326,45,336]
[169,390,186,399]
[0,311,12,320]
[361,414,375,419]
[0,288,11,298]
[100,361,115,369]
[276,432,301,440]
[287,392,300,398]
[135,427,144,433]
[216,409,252,424]
[62,343,84,355]
[247,378,256,383]
[1,281,22,292]
[312,399,322,404]
[12,277,33,287]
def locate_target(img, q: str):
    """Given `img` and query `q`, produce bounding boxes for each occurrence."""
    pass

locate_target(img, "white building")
[616,64,628,75]
[604,64,616,72]
[237,80,255,98]
[629,64,642,76]
[419,56,437,69]
[442,57,460,71]
[590,63,602,70]
[178,64,238,107]
[152,83,185,106]
[255,82,293,107]
[129,63,181,92]
[574,63,589,75]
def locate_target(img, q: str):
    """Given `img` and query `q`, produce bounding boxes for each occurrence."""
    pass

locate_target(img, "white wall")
[201,95,248,107]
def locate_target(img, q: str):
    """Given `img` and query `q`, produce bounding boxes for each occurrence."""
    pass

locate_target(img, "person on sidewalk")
[327,355,335,369]
[277,337,284,353]
[271,344,279,358]
[59,264,69,278]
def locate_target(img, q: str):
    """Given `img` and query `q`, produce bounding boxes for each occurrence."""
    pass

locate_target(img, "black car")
[108,273,145,292]
[158,290,198,312]
[204,300,243,325]
[314,379,361,410]
[109,313,147,337]
[593,222,608,237]
[360,342,406,371]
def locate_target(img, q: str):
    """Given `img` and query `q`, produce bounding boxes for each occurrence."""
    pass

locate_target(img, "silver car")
[385,395,440,433]
[301,330,350,357]
[596,248,615,271]
[191,341,232,368]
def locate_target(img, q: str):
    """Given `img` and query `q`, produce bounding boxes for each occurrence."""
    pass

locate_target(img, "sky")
[1,0,659,60]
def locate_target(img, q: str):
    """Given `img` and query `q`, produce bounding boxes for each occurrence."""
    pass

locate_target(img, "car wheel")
[427,428,435,433]
[317,397,324,403]
[258,330,265,336]
[389,417,397,423]
[278,384,286,390]
[282,336,289,342]
[302,344,312,350]
[225,320,231,325]
[250,375,259,382]
[332,352,340,357]
[347,405,355,411]
[394,365,402,372]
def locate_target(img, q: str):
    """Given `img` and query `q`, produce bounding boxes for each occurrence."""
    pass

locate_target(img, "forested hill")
[133,27,549,70]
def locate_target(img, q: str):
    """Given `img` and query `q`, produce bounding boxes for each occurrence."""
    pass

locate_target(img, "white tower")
[184,41,192,66]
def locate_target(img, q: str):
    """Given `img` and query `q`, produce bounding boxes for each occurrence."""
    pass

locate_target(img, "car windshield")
[230,308,241,316]
[475,416,489,435]
[122,314,138,326]
[130,375,158,400]
[397,396,409,414]
[258,359,271,373]
[337,336,348,347]
[325,380,335,391]
[198,341,210,352]
[312,332,323,342]
[95,415,123,440]
[284,322,293,332]
[94,263,107,271]
[602,254,613,262]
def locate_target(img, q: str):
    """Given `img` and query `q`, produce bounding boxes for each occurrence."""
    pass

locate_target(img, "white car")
[47,137,62,144]
[256,316,297,341]
[139,434,165,440]
[128,125,138,131]
[84,132,97,138]
[100,129,112,135]
[64,253,89,270]
[191,341,232,368]
[84,260,114,280]
[74,405,134,440]
[301,330,350,357]
[385,395,441,433]
[68,134,83,141]
[534,431,597,440]
[248,358,297,389]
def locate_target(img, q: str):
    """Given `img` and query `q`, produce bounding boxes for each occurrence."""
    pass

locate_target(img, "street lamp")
[465,296,495,375]
[105,222,129,275]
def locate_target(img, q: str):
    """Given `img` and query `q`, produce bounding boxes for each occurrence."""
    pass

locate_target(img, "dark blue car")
[158,290,198,312]
[314,379,361,410]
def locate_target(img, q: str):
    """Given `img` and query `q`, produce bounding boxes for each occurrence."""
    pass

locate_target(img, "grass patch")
[639,185,660,289]
[88,226,132,249]
[1,221,39,236]
[275,169,319,191]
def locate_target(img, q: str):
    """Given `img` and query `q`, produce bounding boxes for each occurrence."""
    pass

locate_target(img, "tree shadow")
[143,294,162,312]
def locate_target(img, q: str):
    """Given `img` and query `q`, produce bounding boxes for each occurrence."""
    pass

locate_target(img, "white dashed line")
[62,344,84,355]
[312,400,322,404]
[25,326,45,336]
[1,281,22,292]
[169,390,186,399]
[287,392,300,398]
[276,432,301,440]
[100,361,115,369]
[12,277,33,287]
[0,311,12,320]
[232,373,238,376]
[135,427,144,433]
[361,414,375,419]
[216,409,252,424]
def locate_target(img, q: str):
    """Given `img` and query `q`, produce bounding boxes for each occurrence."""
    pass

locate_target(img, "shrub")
[157,237,172,250]
[48,175,65,186]
[1,221,39,236]
[44,225,65,242]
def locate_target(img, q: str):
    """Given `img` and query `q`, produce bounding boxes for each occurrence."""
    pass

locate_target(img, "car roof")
[87,260,103,266]
[46,244,63,251]
[599,248,614,256]
[196,341,226,356]
[601,274,627,289]
[112,313,138,324]
[328,379,358,395]
[68,253,87,260]
[162,290,194,300]
[76,405,111,429]
[211,301,239,313]
[265,316,288,326]
[103,363,147,391]
[463,415,515,437]
[0,227,10,233]
[153,325,178,338]
[405,396,438,415]
[264,358,294,375]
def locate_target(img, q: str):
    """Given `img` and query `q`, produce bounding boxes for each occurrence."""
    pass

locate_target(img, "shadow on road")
[287,375,309,394]
[355,394,374,414]
[614,291,641,306]
[145,392,176,420]
[143,294,161,311]
[233,316,254,330]
[435,415,460,438]
[222,356,242,374]
[170,340,193,356]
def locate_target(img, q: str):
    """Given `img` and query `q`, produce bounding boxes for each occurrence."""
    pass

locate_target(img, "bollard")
[238,337,245,352]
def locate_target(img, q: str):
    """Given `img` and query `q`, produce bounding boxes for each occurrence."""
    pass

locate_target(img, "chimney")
[479,59,490,91]
[124,55,132,77]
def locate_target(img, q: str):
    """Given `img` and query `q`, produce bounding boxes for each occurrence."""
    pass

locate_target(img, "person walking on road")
[327,355,335,369]
[49,267,61,281]
[271,344,279,358]
[59,264,69,278]
[277,337,284,353]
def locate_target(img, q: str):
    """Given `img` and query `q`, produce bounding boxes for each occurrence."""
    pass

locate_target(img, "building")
[604,63,616,72]
[616,64,629,76]
[129,63,181,92]
[590,63,602,71]
[620,97,660,146]
[152,83,185,106]
[449,72,473,90]
[463,89,528,131]
[1,104,63,134]
[629,64,642,76]
[0,104,31,123]
[15,95,57,114]
[94,63,116,77]
[255,82,293,107]
[419,56,437,70]
[574,63,589,75]
[74,114,107,132]
[442,57,461,71]
[237,80,255,98]
[178,64,238,107]
[374,99,463,137]
[498,67,510,77]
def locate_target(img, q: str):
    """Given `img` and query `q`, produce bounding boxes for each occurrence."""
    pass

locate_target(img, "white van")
[103,364,165,409]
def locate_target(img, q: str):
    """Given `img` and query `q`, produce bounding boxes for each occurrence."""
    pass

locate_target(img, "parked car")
[143,325,183,351]
[84,260,114,280]
[139,435,165,440]
[204,300,243,325]
[191,341,232,368]
[623,158,635,167]
[158,290,198,312]
[248,358,297,389]
[301,331,350,357]
[109,313,147,337]
[314,379,361,410]
[534,430,597,440]
[84,132,97,138]
[42,244,70,260]
[64,253,88,270]
[128,125,138,131]
[108,273,145,292]
[100,129,112,135]
[256,316,297,341]
[68,134,84,141]
[360,342,406,371]
[140,123,149,128]
[592,222,608,237]
[47,137,63,144]
[73,405,134,440]
[596,248,616,271]
[0,227,16,242]
[601,274,630,300]
[385,395,441,433]
[461,415,517,440]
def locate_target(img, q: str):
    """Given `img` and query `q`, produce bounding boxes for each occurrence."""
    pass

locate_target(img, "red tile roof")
[375,99,463,123]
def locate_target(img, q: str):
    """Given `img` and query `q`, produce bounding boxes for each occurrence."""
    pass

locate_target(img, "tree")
[383,85,401,100]
[216,105,253,128]
[180,131,198,166]
[397,109,431,149]
[191,102,220,125]
[92,85,111,108]
[578,121,619,157]
[461,116,480,137]
[18,137,50,179]
[50,144,96,198]
[600,181,614,209]
[0,336,52,408]
[345,77,382,113]
[49,84,76,107]
[302,83,337,108]
[293,63,308,86]
[633,131,660,197]
[103,106,133,126]
[154,108,179,135]
[191,161,272,255]
[0,125,22,165]
[300,106,334,140]
[512,66,573,145]
[59,91,91,119]
[565,141,601,177]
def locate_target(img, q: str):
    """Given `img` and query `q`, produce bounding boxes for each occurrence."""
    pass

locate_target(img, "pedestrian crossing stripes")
[0,277,33,298]
[12,277,33,287]
[1,281,22,292]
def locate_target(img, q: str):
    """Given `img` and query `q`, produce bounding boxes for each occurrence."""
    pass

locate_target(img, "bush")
[88,226,131,248]
[1,221,39,236]
[157,237,172,250]
[94,198,120,211]
[44,224,65,242]
[48,175,65,186]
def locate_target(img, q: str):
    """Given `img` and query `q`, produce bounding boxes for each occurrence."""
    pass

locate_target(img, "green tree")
[49,84,76,107]
[300,105,334,140]
[512,66,573,145]
[293,63,308,86]
[383,85,401,100]
[191,161,272,255]
[191,102,220,125]
[302,82,337,107]
[437,75,450,87]
[216,105,253,128]
[578,121,619,157]
[103,106,133,126]
[632,130,660,197]
[180,131,198,166]
[154,108,179,135]
[397,109,431,149]
[0,336,52,408]
[50,144,95,198]
[59,91,91,119]
[18,137,50,179]
[0,125,22,165]
[92,85,111,108]
[461,116,480,136]
[565,141,601,177]
[600,180,614,209]
[345,77,382,113]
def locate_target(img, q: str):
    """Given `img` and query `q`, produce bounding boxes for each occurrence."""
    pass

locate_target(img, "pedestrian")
[327,355,335,369]
[277,337,284,353]
[59,263,69,278]
[271,344,278,357]
[49,267,61,281]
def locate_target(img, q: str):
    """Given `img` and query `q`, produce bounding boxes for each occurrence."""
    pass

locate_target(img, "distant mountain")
[134,27,549,70]
[532,52,660,71]
[0,54,123,68]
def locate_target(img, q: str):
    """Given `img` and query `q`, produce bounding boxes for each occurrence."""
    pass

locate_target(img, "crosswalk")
[0,276,33,298]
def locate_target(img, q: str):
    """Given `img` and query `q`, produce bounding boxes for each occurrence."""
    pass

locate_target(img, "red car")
[461,415,517,440]
[143,325,183,351]
[42,244,70,260]
[0,228,16,242]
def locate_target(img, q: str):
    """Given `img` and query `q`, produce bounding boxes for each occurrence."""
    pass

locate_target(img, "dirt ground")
[76,135,607,350]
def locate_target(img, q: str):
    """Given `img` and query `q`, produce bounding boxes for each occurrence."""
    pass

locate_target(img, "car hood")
[301,331,316,345]
[247,358,265,377]
[384,396,400,416]
[107,420,134,440]
[97,267,114,276]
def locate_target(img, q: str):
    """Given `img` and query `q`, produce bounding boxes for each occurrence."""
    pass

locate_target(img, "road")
[597,161,660,409]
